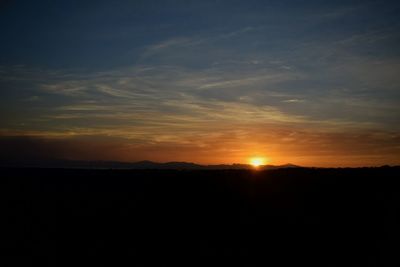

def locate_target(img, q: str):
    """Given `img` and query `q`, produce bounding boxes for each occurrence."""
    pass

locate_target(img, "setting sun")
[249,157,267,168]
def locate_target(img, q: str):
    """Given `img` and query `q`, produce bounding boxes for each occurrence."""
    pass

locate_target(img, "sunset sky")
[1,0,399,166]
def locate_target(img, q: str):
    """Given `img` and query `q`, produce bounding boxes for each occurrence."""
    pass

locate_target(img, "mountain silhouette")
[0,158,300,170]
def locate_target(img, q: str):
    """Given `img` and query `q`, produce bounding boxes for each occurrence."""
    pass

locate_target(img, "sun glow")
[249,157,266,168]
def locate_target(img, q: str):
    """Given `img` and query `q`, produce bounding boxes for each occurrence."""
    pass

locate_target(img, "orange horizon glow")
[1,130,399,167]
[249,157,268,168]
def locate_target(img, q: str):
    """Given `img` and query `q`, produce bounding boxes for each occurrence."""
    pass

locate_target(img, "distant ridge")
[0,159,301,170]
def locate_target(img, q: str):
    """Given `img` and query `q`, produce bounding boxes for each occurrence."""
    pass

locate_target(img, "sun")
[249,157,266,168]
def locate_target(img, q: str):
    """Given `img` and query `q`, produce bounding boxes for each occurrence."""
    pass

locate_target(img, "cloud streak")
[1,61,399,166]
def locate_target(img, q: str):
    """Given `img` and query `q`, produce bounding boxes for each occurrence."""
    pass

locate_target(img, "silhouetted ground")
[2,167,400,266]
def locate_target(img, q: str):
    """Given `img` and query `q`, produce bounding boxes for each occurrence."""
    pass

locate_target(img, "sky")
[0,0,400,166]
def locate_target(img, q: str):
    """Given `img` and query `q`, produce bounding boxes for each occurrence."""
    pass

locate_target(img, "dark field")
[2,167,400,266]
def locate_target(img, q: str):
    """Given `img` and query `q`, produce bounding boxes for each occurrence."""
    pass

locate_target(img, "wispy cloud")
[2,61,398,134]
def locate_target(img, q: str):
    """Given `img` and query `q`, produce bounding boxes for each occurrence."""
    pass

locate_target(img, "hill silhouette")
[0,158,300,170]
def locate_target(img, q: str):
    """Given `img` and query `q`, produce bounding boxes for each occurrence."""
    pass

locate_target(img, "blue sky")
[0,0,399,166]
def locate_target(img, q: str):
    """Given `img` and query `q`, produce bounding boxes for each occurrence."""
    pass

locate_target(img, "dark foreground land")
[2,167,400,266]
